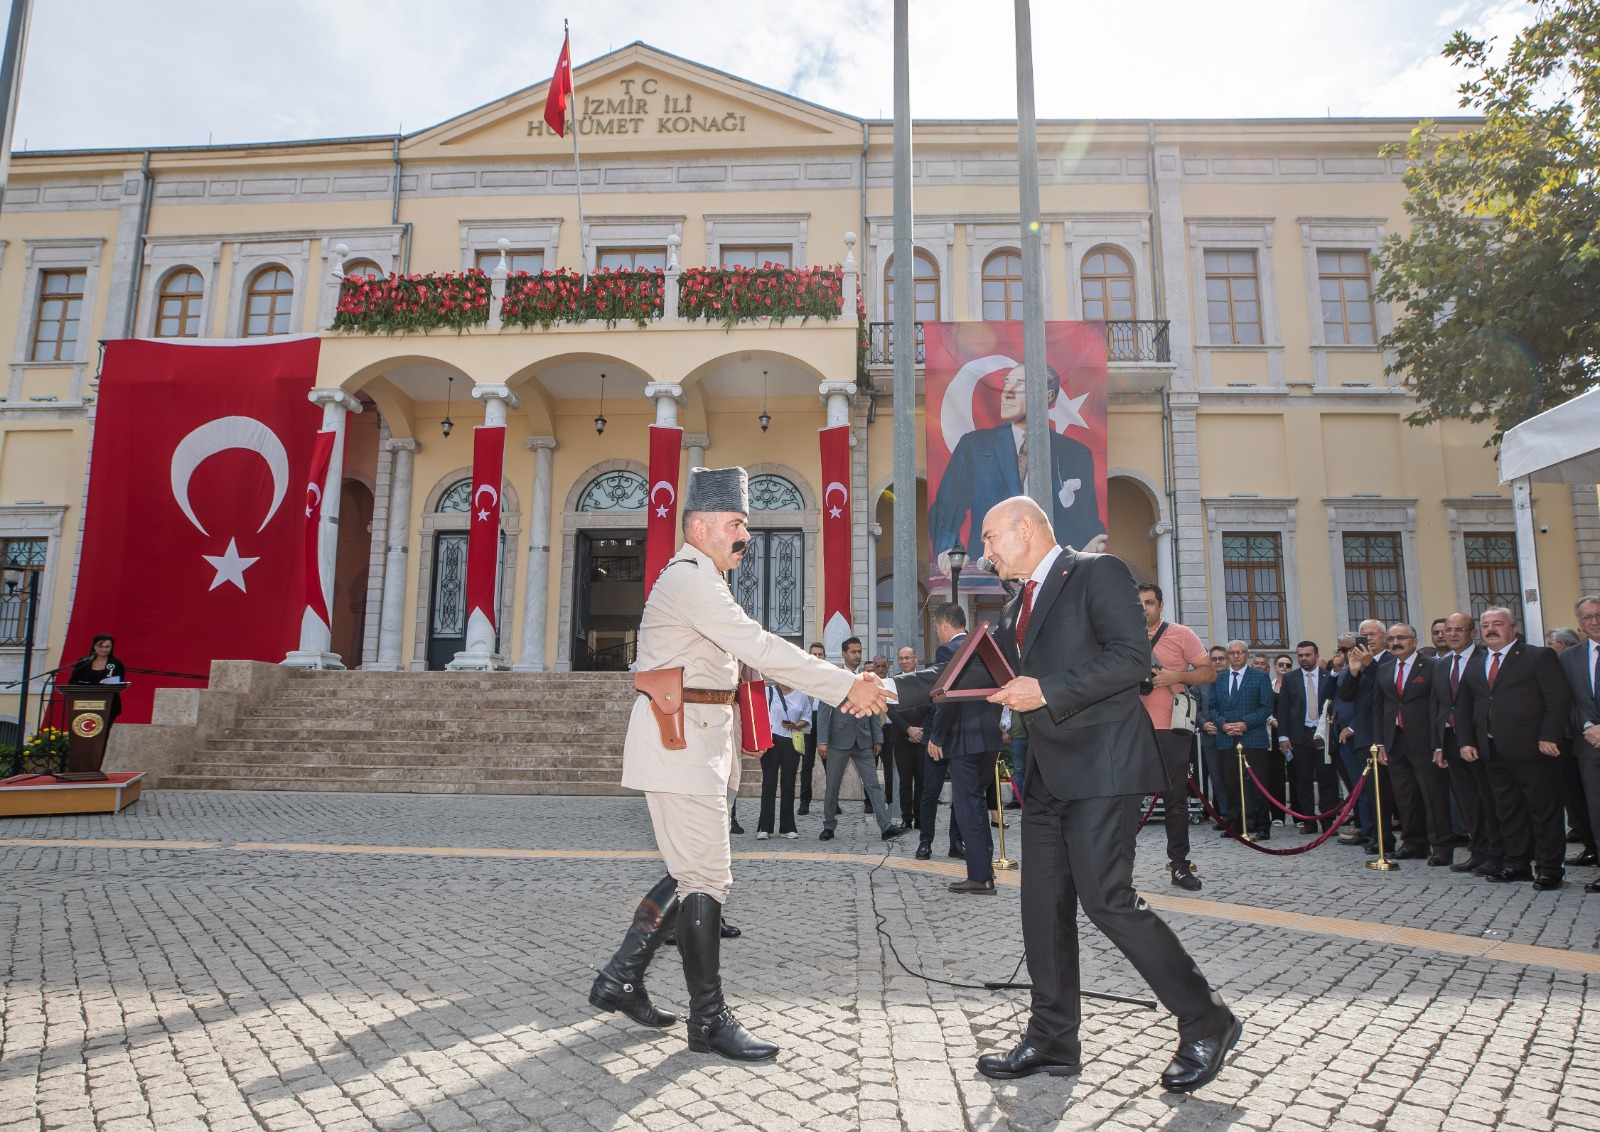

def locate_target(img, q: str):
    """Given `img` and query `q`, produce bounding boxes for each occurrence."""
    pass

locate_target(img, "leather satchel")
[634,667,687,750]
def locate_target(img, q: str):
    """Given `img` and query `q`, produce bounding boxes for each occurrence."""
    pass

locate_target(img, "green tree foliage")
[1375,0,1600,443]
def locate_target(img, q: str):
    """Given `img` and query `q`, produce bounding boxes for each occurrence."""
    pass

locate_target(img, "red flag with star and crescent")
[64,337,322,722]
[644,424,682,598]
[301,429,337,628]
[819,424,853,654]
[464,424,505,632]
[544,31,574,136]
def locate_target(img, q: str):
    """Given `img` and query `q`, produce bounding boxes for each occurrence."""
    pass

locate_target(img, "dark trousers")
[1577,742,1600,859]
[1288,739,1343,829]
[1020,773,1228,1059]
[1482,739,1566,875]
[1201,742,1226,812]
[1560,747,1595,854]
[1267,743,1289,822]
[893,740,925,826]
[919,754,962,850]
[947,751,997,884]
[758,737,800,835]
[1154,729,1193,864]
[1217,744,1272,834]
[1442,732,1504,866]
[799,729,817,806]
[877,745,894,806]
[1336,740,1373,840]
[1385,729,1453,851]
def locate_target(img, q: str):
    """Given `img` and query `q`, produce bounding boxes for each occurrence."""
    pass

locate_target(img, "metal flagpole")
[1013,0,1051,512]
[891,0,919,654]
[0,0,35,221]
[565,20,588,275]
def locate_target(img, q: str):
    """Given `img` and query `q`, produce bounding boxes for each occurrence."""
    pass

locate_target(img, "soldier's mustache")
[731,539,748,554]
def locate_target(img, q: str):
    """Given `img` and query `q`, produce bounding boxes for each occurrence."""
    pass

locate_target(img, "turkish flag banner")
[923,321,1108,595]
[64,337,322,723]
[644,424,682,598]
[819,424,852,654]
[302,429,337,628]
[465,425,505,630]
[544,32,574,136]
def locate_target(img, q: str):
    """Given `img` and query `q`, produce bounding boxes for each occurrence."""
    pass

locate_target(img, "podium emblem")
[72,713,104,739]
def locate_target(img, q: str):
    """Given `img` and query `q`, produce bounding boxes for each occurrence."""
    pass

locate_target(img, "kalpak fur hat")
[683,466,749,514]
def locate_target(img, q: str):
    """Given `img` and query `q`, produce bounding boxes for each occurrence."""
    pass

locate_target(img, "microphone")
[973,557,999,575]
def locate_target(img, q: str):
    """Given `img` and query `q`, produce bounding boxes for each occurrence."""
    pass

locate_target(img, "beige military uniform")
[622,541,857,900]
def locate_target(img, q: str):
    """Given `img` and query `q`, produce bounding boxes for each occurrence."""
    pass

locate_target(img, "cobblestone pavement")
[2,790,1597,1132]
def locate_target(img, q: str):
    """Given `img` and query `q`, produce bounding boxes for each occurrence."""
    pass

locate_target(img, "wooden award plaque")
[930,621,1017,701]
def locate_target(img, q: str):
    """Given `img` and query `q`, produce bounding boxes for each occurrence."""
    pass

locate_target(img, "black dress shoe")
[729,819,745,835]
[1171,862,1202,892]
[977,1042,1081,1080]
[949,842,966,858]
[1161,1013,1243,1094]
[1532,873,1563,891]
[882,824,907,841]
[1585,880,1600,894]
[1486,865,1534,883]
[1567,830,1585,843]
[1474,859,1504,877]
[948,878,996,894]
[1394,844,1429,860]
[796,803,810,816]
[1427,853,1452,867]
[719,918,742,939]
[1450,857,1486,873]
[1565,851,1598,867]
[1296,822,1316,835]
[914,844,931,860]
[818,829,834,841]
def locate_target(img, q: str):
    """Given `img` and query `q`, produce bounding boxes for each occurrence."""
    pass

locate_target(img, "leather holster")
[635,667,687,750]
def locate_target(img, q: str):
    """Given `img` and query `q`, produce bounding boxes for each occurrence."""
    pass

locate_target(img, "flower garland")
[856,283,868,381]
[331,271,492,334]
[499,267,665,330]
[677,264,845,330]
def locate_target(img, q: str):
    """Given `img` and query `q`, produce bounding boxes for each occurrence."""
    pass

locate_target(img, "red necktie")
[1395,660,1405,727]
[1488,651,1501,688]
[1015,579,1039,651]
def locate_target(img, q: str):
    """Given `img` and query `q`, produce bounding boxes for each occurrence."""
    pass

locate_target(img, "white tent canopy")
[1499,385,1600,485]
[1497,385,1600,641]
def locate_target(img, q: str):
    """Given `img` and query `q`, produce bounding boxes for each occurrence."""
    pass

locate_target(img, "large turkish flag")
[64,337,322,722]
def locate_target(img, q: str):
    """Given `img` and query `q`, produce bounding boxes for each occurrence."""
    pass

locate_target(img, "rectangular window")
[474,249,545,275]
[596,247,667,271]
[1342,532,1406,630]
[1464,532,1522,624]
[728,529,805,645]
[31,270,86,362]
[1318,249,1376,345]
[0,538,47,646]
[719,245,792,269]
[1223,532,1286,648]
[1203,250,1262,345]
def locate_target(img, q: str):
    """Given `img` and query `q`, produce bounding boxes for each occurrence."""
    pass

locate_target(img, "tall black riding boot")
[678,892,777,1061]
[589,875,680,1028]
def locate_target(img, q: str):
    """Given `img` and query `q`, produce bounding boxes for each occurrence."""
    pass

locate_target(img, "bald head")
[980,495,1057,581]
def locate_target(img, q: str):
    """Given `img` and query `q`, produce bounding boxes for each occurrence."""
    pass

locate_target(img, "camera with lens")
[1139,666,1159,696]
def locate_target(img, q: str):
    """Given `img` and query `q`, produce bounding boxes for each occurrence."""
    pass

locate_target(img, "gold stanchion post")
[994,757,1018,870]
[1236,742,1254,841]
[1364,743,1397,872]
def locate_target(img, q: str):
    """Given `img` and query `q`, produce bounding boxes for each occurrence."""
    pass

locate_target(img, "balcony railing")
[867,319,1172,366]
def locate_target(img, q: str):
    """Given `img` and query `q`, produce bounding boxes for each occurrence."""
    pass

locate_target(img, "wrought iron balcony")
[867,319,1171,366]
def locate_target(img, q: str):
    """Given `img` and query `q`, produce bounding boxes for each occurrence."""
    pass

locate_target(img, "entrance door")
[729,529,805,647]
[572,531,647,670]
[426,532,468,669]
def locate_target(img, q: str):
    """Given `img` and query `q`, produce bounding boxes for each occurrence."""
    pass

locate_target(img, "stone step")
[221,716,629,734]
[193,748,623,769]
[169,760,627,784]
[157,774,636,796]
[204,733,622,753]
[237,706,633,724]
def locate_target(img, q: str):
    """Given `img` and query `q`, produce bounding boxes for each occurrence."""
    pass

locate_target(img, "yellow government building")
[2,42,1597,729]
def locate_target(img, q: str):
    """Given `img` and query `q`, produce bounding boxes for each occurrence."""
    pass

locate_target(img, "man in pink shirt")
[1139,583,1217,890]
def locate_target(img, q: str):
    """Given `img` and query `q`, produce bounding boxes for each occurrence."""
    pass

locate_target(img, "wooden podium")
[59,684,124,774]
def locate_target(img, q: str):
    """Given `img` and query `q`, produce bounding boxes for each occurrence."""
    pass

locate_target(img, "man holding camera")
[1138,583,1215,890]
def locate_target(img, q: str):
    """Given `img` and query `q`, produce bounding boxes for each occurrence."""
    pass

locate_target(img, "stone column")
[448,384,519,670]
[645,381,685,427]
[285,388,362,669]
[684,433,709,469]
[513,436,558,672]
[372,438,418,670]
[1572,485,1600,599]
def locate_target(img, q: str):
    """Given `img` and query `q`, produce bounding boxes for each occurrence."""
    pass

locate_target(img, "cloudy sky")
[13,0,1535,151]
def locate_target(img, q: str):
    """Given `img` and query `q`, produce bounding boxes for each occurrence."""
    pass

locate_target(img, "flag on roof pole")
[543,29,574,136]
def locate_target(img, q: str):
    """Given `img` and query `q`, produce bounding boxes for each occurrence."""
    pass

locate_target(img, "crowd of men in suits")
[1196,597,1600,894]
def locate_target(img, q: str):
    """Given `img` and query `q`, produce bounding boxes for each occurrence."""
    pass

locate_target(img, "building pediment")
[407,42,862,160]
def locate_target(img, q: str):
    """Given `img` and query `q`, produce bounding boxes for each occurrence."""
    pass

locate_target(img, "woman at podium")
[69,634,127,727]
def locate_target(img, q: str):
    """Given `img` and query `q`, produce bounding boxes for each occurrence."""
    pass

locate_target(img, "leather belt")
[682,688,737,706]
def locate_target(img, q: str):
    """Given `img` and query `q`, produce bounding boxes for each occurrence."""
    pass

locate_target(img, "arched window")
[1081,247,1135,321]
[748,474,804,511]
[981,251,1023,321]
[245,266,294,337]
[884,250,940,322]
[155,269,204,338]
[344,259,384,279]
[437,478,474,513]
[577,471,647,511]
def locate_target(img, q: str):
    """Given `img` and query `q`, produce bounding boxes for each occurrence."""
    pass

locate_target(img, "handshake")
[840,669,897,717]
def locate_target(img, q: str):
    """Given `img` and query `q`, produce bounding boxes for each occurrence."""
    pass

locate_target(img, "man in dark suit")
[887,645,929,831]
[1354,623,1450,862]
[1559,595,1600,895]
[1431,612,1505,875]
[1456,606,1573,889]
[1196,646,1230,818]
[797,641,826,815]
[886,496,1237,1093]
[925,603,1004,893]
[928,363,1107,570]
[1208,640,1277,839]
[1276,640,1337,834]
[1336,620,1397,855]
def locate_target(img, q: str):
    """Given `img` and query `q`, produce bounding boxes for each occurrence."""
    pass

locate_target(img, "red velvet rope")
[1186,774,1368,856]
[1134,793,1159,833]
[1242,761,1354,823]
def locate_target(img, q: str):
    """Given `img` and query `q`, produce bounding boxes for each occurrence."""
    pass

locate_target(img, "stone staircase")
[159,670,643,795]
